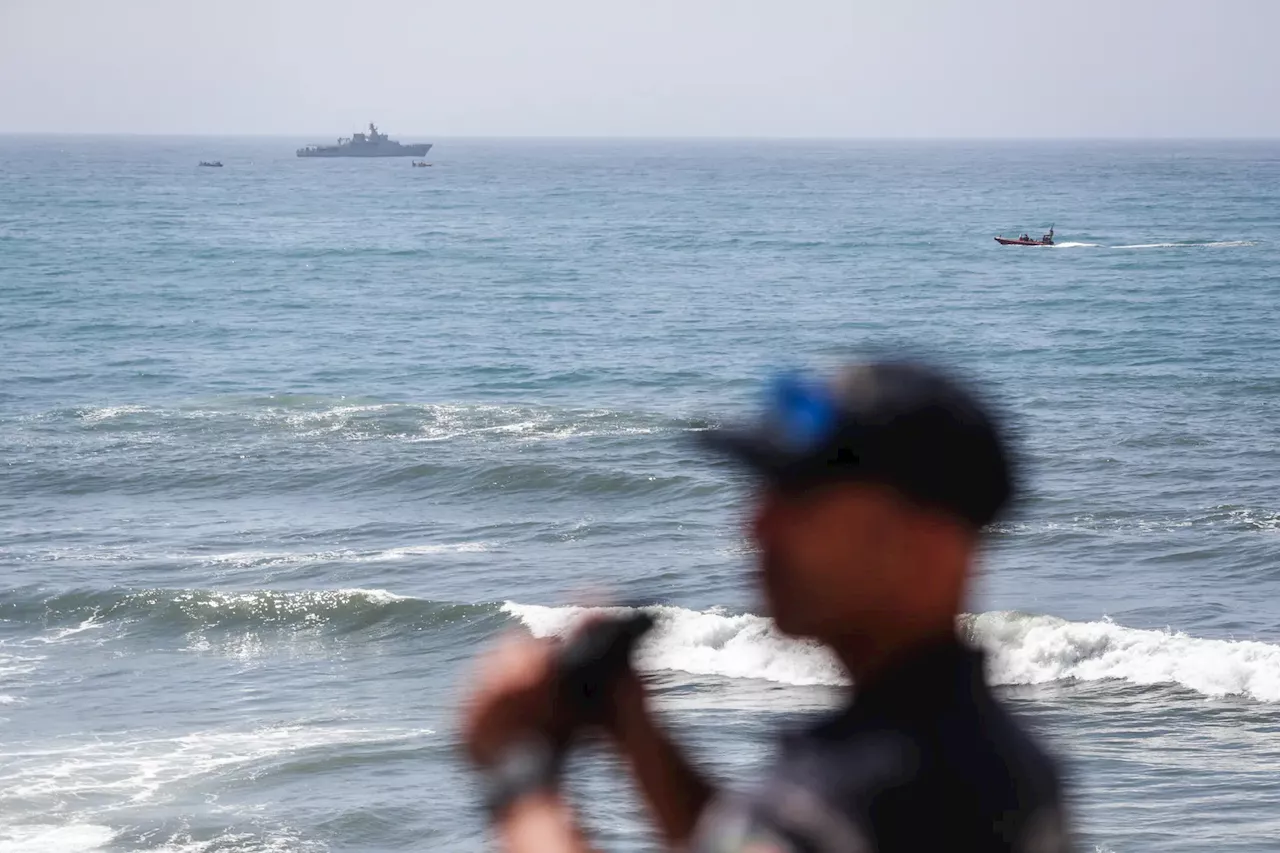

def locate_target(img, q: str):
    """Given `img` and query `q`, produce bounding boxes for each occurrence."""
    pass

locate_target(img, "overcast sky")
[2,0,1276,137]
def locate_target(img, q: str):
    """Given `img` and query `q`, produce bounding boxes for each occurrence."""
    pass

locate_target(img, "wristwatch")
[482,737,562,824]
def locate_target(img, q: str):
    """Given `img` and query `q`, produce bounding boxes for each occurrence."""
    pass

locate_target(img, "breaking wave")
[13,588,1280,702]
[503,602,1280,702]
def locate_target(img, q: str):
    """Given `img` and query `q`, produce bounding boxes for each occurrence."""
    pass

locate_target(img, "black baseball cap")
[696,360,1014,529]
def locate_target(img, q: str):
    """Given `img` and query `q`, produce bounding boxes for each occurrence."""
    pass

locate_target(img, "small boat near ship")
[995,227,1054,246]
[411,161,432,167]
[198,161,223,168]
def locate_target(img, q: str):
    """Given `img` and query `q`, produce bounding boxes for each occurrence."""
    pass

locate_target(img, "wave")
[969,611,1280,700]
[0,587,497,639]
[76,404,151,424]
[503,602,1280,702]
[19,398,708,445]
[0,722,433,852]
[3,398,719,500]
[15,587,1280,702]
[194,541,491,568]
[507,602,844,686]
[2,452,723,504]
[988,505,1280,535]
[14,541,493,569]
[0,722,435,805]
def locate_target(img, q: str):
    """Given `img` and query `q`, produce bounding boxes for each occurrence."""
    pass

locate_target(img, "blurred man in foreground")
[462,359,1072,852]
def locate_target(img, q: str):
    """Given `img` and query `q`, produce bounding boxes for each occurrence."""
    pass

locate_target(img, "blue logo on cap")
[767,371,838,452]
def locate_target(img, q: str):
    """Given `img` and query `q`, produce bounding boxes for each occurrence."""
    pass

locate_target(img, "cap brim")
[694,427,791,477]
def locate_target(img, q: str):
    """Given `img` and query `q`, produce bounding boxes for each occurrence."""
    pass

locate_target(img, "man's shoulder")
[959,691,1065,800]
[976,699,1072,852]
[753,695,1068,851]
[799,686,1063,794]
[691,730,1071,853]
[689,641,1073,853]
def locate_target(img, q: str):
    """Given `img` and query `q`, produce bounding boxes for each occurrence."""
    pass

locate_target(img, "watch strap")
[482,737,562,824]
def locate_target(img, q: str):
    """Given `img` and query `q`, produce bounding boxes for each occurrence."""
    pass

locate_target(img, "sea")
[2,136,1279,853]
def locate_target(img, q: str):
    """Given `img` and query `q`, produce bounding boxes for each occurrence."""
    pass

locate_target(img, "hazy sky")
[2,0,1277,137]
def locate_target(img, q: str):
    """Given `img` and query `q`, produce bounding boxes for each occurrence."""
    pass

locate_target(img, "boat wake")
[1111,240,1256,249]
[1050,240,1256,250]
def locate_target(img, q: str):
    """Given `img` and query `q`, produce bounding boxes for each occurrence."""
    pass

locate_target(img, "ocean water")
[2,136,1279,852]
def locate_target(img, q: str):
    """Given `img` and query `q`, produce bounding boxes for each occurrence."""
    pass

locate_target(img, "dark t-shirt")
[689,639,1071,853]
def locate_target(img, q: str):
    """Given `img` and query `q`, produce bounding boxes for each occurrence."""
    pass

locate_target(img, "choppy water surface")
[2,137,1279,852]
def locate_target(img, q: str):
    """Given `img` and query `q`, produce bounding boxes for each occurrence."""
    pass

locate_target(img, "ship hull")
[297,143,432,158]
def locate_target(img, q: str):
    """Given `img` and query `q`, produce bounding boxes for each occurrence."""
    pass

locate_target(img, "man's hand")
[460,619,712,851]
[462,631,562,767]
[599,663,648,743]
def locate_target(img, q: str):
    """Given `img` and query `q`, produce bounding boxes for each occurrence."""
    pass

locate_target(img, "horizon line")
[0,129,1274,140]
[2,131,1279,143]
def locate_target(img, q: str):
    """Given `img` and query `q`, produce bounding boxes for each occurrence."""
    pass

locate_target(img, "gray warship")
[296,123,432,158]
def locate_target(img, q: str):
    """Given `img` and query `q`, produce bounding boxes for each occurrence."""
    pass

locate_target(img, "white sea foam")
[1050,242,1100,248]
[17,540,488,570]
[76,405,149,424]
[28,545,146,564]
[989,506,1280,535]
[49,400,670,450]
[0,651,42,678]
[40,617,105,643]
[195,542,490,568]
[975,611,1280,700]
[0,822,116,853]
[1224,508,1280,531]
[506,602,844,686]
[0,723,434,851]
[502,602,1280,701]
[0,650,41,709]
[168,587,413,612]
[143,828,325,853]
[373,542,490,558]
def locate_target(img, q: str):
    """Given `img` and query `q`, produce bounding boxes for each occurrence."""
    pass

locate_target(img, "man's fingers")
[476,633,554,692]
[460,632,563,766]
